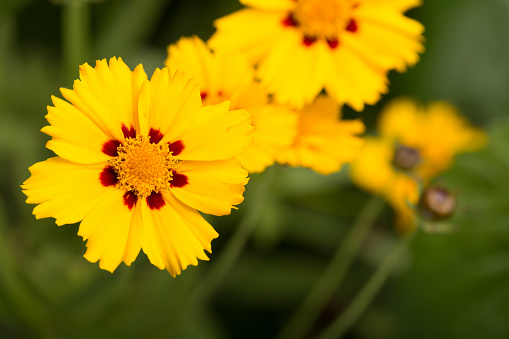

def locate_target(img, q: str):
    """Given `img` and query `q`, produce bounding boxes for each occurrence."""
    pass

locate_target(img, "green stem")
[62,0,90,82]
[175,165,279,332]
[316,230,418,339]
[277,196,385,339]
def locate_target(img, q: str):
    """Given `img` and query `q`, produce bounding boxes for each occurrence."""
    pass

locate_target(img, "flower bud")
[393,145,421,170]
[418,186,456,221]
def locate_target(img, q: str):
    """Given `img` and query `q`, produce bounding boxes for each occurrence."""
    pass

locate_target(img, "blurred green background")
[1,0,509,338]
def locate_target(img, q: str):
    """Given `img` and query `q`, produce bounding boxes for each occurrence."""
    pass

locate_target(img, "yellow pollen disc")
[110,136,178,197]
[293,0,357,40]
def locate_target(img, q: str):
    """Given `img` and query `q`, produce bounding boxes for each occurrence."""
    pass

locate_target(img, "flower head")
[350,98,486,229]
[276,94,365,174]
[209,0,425,110]
[22,57,253,277]
[165,36,297,173]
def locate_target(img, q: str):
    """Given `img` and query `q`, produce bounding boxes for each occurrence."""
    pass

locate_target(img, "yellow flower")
[22,57,253,277]
[165,36,297,173]
[208,0,424,111]
[276,94,365,174]
[378,98,487,179]
[350,98,487,230]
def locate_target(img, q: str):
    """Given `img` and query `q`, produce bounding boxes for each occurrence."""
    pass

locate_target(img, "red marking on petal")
[122,124,136,139]
[346,19,358,33]
[303,36,317,47]
[146,192,165,210]
[282,13,298,27]
[123,191,137,210]
[327,39,339,49]
[168,140,185,156]
[170,171,188,188]
[99,166,118,187]
[200,91,207,100]
[149,128,164,144]
[102,139,121,156]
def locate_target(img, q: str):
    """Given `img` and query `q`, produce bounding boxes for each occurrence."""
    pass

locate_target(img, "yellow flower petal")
[166,36,253,108]
[176,102,254,161]
[357,7,425,71]
[277,95,365,174]
[363,0,422,12]
[170,159,248,216]
[237,104,298,173]
[240,0,295,11]
[142,69,203,144]
[378,97,422,142]
[22,157,113,226]
[80,189,136,272]
[325,47,388,111]
[141,194,218,277]
[166,36,216,90]
[42,96,111,164]
[257,37,329,109]
[62,57,147,142]
[209,9,286,64]
[350,138,395,195]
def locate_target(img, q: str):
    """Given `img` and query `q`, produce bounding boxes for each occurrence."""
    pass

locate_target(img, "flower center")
[393,145,421,170]
[293,0,356,40]
[110,136,178,197]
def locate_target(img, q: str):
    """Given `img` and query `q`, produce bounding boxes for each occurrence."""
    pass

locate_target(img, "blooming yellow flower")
[165,36,297,173]
[208,0,424,111]
[350,98,487,229]
[22,57,253,277]
[276,94,365,174]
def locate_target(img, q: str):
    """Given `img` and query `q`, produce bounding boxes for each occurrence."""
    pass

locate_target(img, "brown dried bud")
[393,145,421,170]
[419,186,456,221]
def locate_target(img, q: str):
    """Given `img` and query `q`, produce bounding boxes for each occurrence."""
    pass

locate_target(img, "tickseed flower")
[208,0,425,111]
[350,98,486,229]
[165,36,297,173]
[22,57,253,277]
[276,94,365,175]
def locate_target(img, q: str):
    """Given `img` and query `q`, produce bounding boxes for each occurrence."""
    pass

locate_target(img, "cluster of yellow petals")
[166,36,298,174]
[350,98,487,230]
[276,95,365,174]
[209,0,425,110]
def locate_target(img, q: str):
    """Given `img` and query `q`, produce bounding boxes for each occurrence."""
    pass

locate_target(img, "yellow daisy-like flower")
[208,0,425,111]
[22,57,253,277]
[276,94,365,175]
[165,36,297,173]
[350,98,487,229]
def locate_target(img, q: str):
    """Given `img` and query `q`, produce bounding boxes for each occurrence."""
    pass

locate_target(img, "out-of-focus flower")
[22,57,253,277]
[350,98,486,229]
[209,0,424,111]
[276,94,365,175]
[166,36,297,173]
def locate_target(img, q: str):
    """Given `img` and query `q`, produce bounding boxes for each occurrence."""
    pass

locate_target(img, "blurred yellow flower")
[22,57,253,277]
[350,98,487,229]
[166,36,298,173]
[209,0,424,111]
[276,95,365,174]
